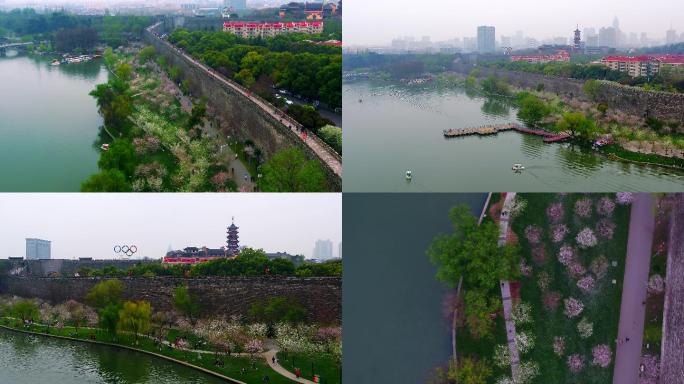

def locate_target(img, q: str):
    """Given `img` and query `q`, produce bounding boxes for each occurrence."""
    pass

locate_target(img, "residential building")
[223,21,323,38]
[338,242,342,258]
[600,54,684,78]
[477,26,496,53]
[25,238,51,260]
[313,239,333,260]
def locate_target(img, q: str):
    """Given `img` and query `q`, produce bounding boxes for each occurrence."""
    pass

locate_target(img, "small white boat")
[406,170,412,180]
[512,164,525,173]
[50,59,60,66]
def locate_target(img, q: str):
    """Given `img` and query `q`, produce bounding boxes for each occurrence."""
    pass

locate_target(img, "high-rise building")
[226,217,240,256]
[666,29,678,45]
[599,27,617,47]
[26,238,51,260]
[338,242,342,258]
[500,35,511,48]
[477,26,496,53]
[313,239,333,260]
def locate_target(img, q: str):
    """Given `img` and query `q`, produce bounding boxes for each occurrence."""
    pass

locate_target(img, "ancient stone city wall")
[452,63,684,121]
[142,27,341,190]
[0,276,341,324]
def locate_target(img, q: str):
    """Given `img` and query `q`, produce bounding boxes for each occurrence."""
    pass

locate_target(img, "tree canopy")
[258,147,327,192]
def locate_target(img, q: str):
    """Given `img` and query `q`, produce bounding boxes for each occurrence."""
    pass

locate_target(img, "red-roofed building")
[510,50,570,64]
[223,21,323,38]
[600,54,684,78]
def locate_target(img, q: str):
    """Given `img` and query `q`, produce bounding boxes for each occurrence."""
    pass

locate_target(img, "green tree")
[516,93,551,128]
[137,45,156,64]
[448,357,493,384]
[249,296,307,324]
[65,300,87,333]
[99,303,121,336]
[12,300,40,322]
[115,62,133,81]
[118,300,151,342]
[463,290,500,339]
[556,111,598,139]
[97,139,136,177]
[583,79,604,100]
[259,148,327,192]
[317,125,342,154]
[187,99,207,130]
[172,285,200,323]
[81,169,131,192]
[426,205,519,289]
[86,279,124,310]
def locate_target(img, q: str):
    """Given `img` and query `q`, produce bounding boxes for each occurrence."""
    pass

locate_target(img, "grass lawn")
[510,193,630,384]
[0,318,292,384]
[277,351,341,384]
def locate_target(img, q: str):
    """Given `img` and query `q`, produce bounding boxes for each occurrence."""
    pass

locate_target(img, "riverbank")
[0,317,291,384]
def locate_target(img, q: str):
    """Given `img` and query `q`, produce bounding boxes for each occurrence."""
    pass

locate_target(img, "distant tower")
[227,217,240,257]
[573,25,582,50]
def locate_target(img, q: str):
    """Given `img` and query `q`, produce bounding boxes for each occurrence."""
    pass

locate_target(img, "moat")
[343,80,684,192]
[0,51,106,192]
[0,327,225,383]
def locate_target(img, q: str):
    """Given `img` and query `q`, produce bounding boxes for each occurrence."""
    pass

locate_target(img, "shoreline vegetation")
[344,67,684,170]
[0,269,342,384]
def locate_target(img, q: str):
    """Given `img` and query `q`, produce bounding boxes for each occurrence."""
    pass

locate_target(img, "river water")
[343,193,488,384]
[0,327,226,383]
[0,51,105,192]
[343,80,684,192]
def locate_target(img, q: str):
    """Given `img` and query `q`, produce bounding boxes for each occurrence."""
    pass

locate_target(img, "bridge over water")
[0,42,32,52]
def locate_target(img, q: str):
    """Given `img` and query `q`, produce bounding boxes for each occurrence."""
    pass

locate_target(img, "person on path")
[272,356,276,364]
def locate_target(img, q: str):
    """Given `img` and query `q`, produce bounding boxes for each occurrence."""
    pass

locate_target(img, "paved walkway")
[264,349,316,384]
[613,193,656,384]
[498,192,521,378]
[147,23,342,179]
[660,194,684,383]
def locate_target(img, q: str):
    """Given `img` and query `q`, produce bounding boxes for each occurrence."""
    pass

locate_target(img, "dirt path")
[613,193,656,384]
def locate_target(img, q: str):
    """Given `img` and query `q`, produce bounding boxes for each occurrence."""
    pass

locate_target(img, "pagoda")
[573,25,582,50]
[227,217,240,257]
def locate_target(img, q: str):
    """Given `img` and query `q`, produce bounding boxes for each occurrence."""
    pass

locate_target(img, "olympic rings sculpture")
[113,245,138,257]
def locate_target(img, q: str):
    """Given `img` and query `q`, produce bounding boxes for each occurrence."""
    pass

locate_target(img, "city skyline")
[0,193,341,260]
[344,0,684,46]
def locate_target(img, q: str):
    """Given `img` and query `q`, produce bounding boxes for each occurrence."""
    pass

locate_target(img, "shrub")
[596,219,616,239]
[564,297,584,318]
[577,275,596,293]
[553,336,566,356]
[596,196,616,216]
[576,228,598,248]
[591,344,613,368]
[616,192,634,205]
[590,256,609,279]
[552,224,569,243]
[524,225,542,244]
[577,317,594,338]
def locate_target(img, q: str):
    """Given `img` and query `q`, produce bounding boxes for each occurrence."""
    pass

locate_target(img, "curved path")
[613,193,655,384]
[146,23,342,179]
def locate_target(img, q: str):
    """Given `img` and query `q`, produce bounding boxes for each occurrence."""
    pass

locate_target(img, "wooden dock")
[443,123,571,143]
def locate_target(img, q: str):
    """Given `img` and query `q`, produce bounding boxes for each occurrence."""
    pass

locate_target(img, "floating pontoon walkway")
[443,123,571,143]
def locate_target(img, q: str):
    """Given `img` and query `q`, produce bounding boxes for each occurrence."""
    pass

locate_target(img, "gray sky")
[344,0,684,46]
[0,193,341,260]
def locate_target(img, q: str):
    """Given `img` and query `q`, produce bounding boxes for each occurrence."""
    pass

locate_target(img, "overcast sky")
[344,0,684,46]
[0,193,341,260]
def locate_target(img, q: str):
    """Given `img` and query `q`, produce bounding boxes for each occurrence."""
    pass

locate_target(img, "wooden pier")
[443,123,571,143]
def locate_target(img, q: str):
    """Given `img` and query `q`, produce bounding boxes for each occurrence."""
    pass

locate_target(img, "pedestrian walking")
[272,356,276,364]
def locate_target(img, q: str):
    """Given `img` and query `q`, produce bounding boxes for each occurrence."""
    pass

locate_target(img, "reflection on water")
[343,194,488,384]
[343,80,684,192]
[0,53,105,192]
[0,328,225,384]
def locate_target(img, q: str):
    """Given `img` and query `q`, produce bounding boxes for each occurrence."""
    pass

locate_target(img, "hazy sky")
[344,0,684,45]
[0,193,341,260]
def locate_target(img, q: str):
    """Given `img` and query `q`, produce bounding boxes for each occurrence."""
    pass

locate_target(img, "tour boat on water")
[512,164,525,173]
[50,59,60,66]
[405,170,412,180]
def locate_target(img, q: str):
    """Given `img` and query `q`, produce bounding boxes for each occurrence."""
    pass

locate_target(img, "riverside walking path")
[660,194,684,383]
[498,192,521,379]
[443,123,570,143]
[612,193,656,384]
[146,23,342,179]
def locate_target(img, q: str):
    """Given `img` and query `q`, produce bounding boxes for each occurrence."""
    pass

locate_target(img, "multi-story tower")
[313,239,333,260]
[227,217,240,257]
[574,25,582,50]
